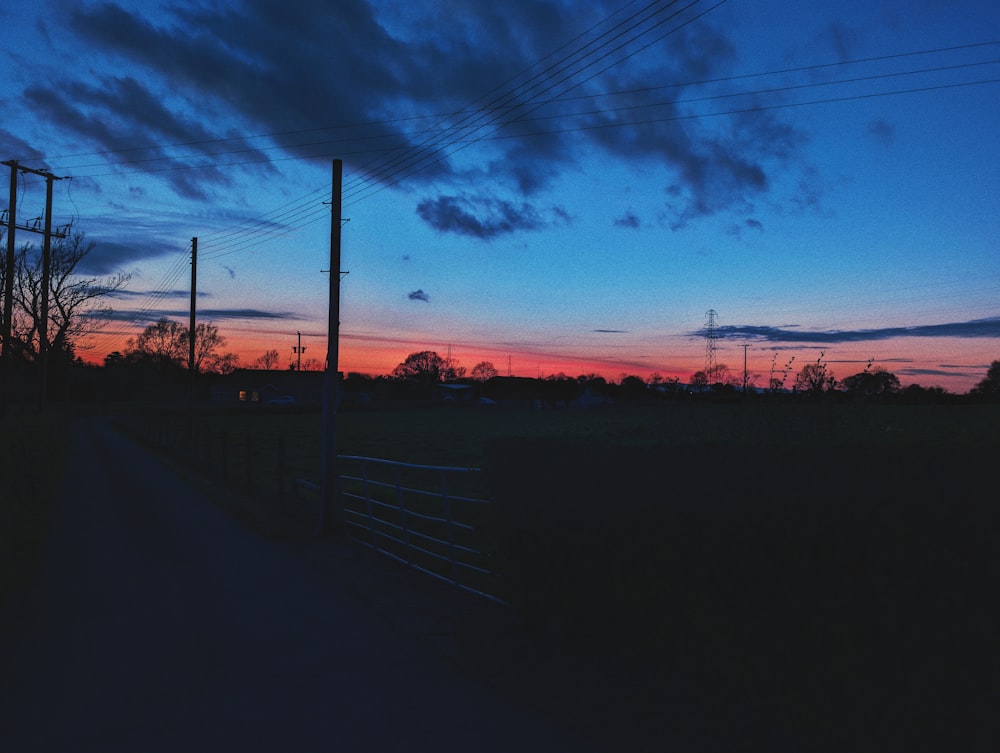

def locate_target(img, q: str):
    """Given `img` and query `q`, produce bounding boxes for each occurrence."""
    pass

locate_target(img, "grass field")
[120,399,999,531]
[7,399,998,748]
[128,398,1000,470]
[477,401,998,751]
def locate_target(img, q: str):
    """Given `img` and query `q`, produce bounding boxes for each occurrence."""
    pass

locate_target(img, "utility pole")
[1,161,66,411]
[319,159,343,534]
[740,343,751,395]
[293,330,305,371]
[189,237,197,377]
[188,237,197,433]
[1,161,18,417]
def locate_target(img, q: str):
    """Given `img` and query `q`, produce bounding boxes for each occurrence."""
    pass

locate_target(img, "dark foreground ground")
[3,413,996,752]
[0,418,605,753]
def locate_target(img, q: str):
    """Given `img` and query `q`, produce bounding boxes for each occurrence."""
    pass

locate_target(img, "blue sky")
[2,0,998,390]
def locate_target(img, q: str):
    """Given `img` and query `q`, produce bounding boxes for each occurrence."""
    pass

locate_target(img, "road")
[0,418,599,752]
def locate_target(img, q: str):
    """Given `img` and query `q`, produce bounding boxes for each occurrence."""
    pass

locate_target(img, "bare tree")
[125,318,239,373]
[125,318,187,369]
[254,348,280,370]
[298,357,324,371]
[1,231,129,362]
[189,322,239,374]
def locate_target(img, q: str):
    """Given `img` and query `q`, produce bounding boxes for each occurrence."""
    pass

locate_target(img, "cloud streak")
[705,318,1000,344]
[97,307,301,323]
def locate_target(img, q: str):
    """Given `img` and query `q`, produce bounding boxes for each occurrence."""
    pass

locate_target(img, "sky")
[1,0,998,392]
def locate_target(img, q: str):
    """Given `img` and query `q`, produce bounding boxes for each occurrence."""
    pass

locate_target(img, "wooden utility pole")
[1,161,65,411]
[186,236,198,436]
[319,159,343,534]
[189,237,197,377]
[38,173,56,409]
[293,330,305,371]
[1,162,18,417]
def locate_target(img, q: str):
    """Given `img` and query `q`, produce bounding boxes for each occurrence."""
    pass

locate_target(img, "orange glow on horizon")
[75,329,986,393]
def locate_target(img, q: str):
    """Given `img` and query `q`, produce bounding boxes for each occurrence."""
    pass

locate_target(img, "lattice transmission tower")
[704,309,718,382]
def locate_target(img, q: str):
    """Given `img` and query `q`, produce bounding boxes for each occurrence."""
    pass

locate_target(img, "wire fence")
[334,455,505,604]
[132,413,290,498]
[124,413,506,603]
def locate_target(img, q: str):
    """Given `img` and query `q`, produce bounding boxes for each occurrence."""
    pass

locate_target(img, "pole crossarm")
[1,160,65,180]
[1,162,69,237]
[0,221,69,238]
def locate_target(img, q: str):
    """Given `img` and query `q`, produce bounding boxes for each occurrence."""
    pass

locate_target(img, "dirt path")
[0,418,602,752]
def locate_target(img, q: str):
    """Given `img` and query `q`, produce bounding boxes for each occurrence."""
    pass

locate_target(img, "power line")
[80,0,728,267]
[33,31,998,269]
[38,39,998,178]
[36,3,995,358]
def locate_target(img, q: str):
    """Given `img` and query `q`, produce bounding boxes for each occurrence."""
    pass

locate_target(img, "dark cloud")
[77,237,182,275]
[868,119,896,147]
[821,21,858,63]
[96,306,300,323]
[726,217,764,237]
[704,318,1000,344]
[63,0,452,192]
[0,128,46,162]
[49,1,807,228]
[106,288,194,300]
[23,76,275,199]
[408,289,430,302]
[416,194,547,239]
[198,308,302,320]
[899,367,968,377]
[614,211,640,229]
[95,307,188,323]
[825,358,913,365]
[593,329,628,333]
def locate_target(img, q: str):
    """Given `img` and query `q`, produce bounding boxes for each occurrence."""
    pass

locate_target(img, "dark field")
[294,401,996,750]
[128,398,1000,472]
[7,402,999,751]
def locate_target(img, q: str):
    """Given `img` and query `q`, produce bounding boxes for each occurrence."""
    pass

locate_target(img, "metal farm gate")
[335,455,505,604]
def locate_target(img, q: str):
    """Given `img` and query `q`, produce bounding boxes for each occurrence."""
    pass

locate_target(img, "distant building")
[209,368,327,405]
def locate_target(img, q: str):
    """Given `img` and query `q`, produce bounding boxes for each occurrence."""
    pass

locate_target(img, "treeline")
[333,350,1000,406]
[44,347,1000,406]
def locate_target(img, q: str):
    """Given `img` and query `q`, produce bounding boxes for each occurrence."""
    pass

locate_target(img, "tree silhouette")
[254,348,280,370]
[392,351,450,383]
[841,367,900,398]
[126,318,187,370]
[124,318,239,373]
[470,360,498,381]
[971,360,1000,401]
[1,230,129,363]
[795,353,835,395]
